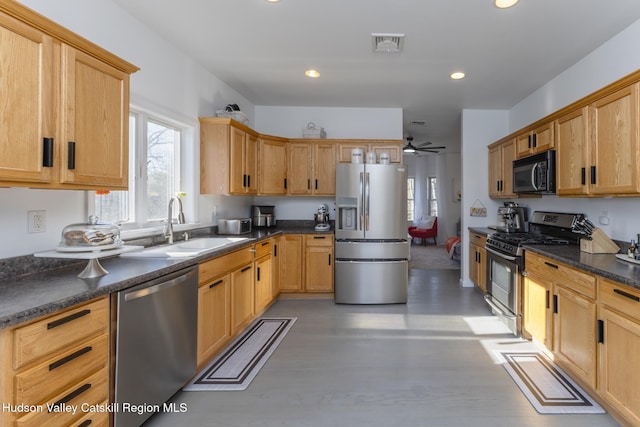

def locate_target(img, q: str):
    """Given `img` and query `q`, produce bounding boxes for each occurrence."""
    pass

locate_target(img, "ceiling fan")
[403,136,446,154]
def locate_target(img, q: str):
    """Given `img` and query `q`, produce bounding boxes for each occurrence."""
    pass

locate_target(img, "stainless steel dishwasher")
[114,266,197,427]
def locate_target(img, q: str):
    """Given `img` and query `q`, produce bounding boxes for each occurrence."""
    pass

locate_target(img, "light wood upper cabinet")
[589,83,640,195]
[200,118,259,195]
[515,122,554,159]
[337,140,403,163]
[488,139,517,198]
[0,3,137,189]
[555,107,589,195]
[258,135,288,195]
[0,13,54,184]
[58,46,130,188]
[287,141,336,196]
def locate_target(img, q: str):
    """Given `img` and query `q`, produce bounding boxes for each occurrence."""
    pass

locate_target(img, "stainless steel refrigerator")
[334,163,409,304]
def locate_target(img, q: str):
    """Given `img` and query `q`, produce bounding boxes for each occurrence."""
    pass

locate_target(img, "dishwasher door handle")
[124,274,191,302]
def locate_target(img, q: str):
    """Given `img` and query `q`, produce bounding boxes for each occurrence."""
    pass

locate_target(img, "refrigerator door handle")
[359,172,364,231]
[365,172,370,231]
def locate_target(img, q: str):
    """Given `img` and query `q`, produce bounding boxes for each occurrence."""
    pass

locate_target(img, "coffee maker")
[496,202,527,233]
[314,204,330,231]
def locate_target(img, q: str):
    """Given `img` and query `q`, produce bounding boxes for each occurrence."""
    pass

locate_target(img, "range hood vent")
[371,33,405,53]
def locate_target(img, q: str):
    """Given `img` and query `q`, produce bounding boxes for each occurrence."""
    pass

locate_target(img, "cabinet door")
[523,274,552,348]
[313,143,336,195]
[371,144,402,163]
[280,235,304,291]
[553,284,597,388]
[556,107,589,195]
[254,254,272,313]
[500,139,517,197]
[245,132,258,194]
[468,243,479,286]
[231,263,254,334]
[590,83,640,195]
[598,306,640,425]
[337,143,368,163]
[488,145,502,198]
[59,45,130,188]
[229,126,246,194]
[0,14,54,184]
[259,137,287,195]
[515,132,533,158]
[197,275,230,366]
[287,143,313,195]
[305,235,334,292]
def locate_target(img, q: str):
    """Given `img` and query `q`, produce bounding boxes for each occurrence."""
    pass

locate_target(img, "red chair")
[408,217,438,245]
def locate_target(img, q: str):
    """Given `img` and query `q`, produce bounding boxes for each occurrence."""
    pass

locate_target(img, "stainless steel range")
[484,211,582,336]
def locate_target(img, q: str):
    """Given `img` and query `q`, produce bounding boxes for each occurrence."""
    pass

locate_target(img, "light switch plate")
[28,210,46,233]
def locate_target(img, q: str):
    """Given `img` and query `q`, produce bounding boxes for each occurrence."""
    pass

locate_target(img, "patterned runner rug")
[498,351,605,414]
[184,317,296,391]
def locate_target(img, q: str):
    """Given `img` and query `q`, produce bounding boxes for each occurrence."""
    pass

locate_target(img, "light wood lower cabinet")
[597,278,640,425]
[0,297,110,427]
[304,235,334,292]
[254,239,273,313]
[196,272,230,367]
[468,231,486,292]
[280,235,304,291]
[522,273,552,348]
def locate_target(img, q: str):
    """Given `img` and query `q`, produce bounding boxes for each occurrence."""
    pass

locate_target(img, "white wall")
[0,0,255,259]
[254,106,402,139]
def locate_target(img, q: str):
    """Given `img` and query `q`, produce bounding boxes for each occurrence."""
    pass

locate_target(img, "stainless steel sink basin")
[120,237,250,258]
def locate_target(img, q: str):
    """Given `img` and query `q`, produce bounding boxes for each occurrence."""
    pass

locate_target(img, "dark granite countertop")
[468,227,495,236]
[523,244,640,290]
[0,224,333,329]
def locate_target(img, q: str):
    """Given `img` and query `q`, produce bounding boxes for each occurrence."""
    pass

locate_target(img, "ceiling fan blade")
[415,146,446,151]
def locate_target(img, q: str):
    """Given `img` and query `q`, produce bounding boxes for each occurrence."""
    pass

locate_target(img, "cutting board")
[615,253,640,266]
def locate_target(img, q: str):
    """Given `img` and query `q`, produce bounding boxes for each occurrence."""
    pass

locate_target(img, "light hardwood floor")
[145,269,619,427]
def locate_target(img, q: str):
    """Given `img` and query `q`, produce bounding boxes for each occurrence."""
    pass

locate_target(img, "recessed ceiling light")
[305,69,320,78]
[495,0,519,8]
[265,0,281,3]
[450,72,465,80]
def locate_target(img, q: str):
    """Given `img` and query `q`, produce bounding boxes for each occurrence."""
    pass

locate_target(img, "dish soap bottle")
[628,239,637,258]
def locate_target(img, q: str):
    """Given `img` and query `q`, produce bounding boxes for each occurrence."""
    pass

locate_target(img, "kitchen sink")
[120,237,250,258]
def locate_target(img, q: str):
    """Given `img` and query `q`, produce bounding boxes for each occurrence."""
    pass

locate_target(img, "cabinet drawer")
[69,402,109,427]
[469,231,487,247]
[15,367,108,427]
[525,252,596,299]
[199,247,254,284]
[255,239,272,258]
[305,234,333,247]
[13,298,109,369]
[15,334,108,405]
[599,278,640,322]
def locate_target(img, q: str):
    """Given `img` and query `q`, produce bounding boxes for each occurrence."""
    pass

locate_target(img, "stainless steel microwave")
[512,150,556,194]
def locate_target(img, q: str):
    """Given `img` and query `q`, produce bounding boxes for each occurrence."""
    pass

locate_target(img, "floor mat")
[498,351,605,414]
[184,317,296,391]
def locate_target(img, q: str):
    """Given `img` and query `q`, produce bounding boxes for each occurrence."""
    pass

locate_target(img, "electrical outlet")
[28,210,46,233]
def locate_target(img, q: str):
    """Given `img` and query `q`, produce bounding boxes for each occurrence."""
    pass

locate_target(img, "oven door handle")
[485,246,519,262]
[484,295,519,320]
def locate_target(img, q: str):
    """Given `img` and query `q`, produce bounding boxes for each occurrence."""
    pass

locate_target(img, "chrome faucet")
[164,196,185,244]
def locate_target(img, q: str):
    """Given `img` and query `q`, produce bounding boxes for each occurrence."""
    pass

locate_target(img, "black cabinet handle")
[47,309,90,330]
[328,254,331,265]
[315,179,318,190]
[284,178,287,189]
[544,261,559,269]
[67,141,76,169]
[241,265,251,273]
[553,294,558,314]
[527,134,532,149]
[43,138,54,167]
[247,175,251,188]
[590,166,596,184]
[274,244,277,257]
[314,236,326,239]
[597,319,605,344]
[497,181,500,192]
[209,279,224,289]
[581,167,586,185]
[78,420,93,427]
[613,288,640,302]
[49,346,92,371]
[50,383,91,411]
[307,179,311,190]
[243,174,247,187]
[261,241,269,246]
[532,133,537,148]
[545,290,550,309]
[257,267,261,281]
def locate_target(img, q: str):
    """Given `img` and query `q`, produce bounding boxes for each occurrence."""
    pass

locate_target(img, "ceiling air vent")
[371,33,405,53]
[410,120,426,126]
